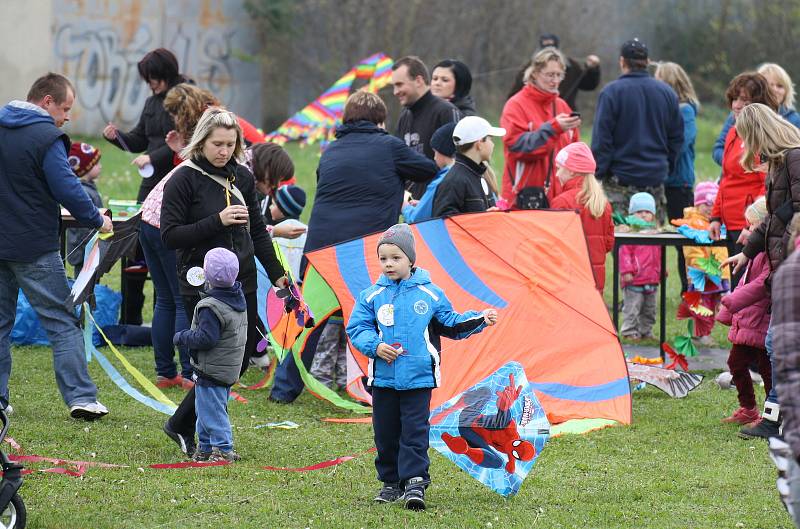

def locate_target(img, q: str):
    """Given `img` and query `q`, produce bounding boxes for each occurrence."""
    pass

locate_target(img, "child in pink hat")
[550,142,615,291]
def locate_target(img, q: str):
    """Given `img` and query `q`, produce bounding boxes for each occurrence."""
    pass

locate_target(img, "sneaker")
[192,450,212,462]
[722,407,760,424]
[180,378,195,390]
[373,482,402,503]
[621,333,641,342]
[403,477,428,511]
[249,353,272,371]
[156,375,184,389]
[69,401,109,421]
[739,418,782,440]
[3,405,12,416]
[210,448,241,462]
[163,421,197,458]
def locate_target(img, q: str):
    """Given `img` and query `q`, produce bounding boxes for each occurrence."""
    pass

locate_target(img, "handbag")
[514,101,557,210]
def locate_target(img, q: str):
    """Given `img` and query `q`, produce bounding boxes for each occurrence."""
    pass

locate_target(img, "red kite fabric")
[306,210,631,426]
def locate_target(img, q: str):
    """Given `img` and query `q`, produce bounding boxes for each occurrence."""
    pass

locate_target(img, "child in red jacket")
[550,142,614,291]
[715,199,772,425]
[619,193,661,340]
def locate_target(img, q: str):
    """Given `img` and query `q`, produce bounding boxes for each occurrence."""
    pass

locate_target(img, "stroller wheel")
[0,493,25,529]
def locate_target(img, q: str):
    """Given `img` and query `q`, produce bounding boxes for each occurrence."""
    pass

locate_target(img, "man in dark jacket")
[392,56,462,199]
[0,73,113,420]
[507,33,601,111]
[591,38,684,218]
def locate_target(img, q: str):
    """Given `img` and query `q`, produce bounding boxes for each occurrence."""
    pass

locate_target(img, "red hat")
[68,143,101,178]
[555,142,596,174]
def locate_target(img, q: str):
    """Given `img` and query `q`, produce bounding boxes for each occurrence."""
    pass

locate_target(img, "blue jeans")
[766,320,778,404]
[195,382,232,453]
[0,251,98,407]
[139,223,190,378]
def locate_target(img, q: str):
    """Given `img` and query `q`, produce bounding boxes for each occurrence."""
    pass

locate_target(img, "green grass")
[16,113,787,527]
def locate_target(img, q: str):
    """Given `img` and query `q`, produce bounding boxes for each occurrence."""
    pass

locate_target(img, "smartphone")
[570,112,581,118]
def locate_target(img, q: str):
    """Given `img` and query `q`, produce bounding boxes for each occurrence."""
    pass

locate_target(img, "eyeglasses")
[540,71,565,81]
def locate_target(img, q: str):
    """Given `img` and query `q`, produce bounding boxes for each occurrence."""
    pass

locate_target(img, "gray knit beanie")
[377,223,416,264]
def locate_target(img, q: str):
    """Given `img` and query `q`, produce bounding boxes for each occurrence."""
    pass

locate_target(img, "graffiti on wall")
[54,18,240,133]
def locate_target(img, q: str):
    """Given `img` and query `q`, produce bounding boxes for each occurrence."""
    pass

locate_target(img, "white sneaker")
[70,401,109,421]
[249,352,272,371]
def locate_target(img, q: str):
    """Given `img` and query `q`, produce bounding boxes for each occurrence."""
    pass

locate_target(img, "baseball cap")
[621,38,648,60]
[452,116,506,146]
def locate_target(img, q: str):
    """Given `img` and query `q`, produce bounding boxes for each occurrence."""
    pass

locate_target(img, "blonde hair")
[482,164,499,196]
[655,62,700,108]
[524,47,566,84]
[736,103,800,171]
[180,107,244,163]
[758,62,795,109]
[574,174,610,218]
[744,196,768,226]
[164,83,220,139]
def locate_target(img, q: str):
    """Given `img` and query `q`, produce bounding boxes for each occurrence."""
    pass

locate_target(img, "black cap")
[430,122,457,158]
[539,33,560,49]
[621,38,648,60]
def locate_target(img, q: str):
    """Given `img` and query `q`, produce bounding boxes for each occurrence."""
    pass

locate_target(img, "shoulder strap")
[184,159,250,232]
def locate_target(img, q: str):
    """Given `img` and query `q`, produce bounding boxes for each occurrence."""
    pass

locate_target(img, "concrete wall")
[0,1,54,106]
[49,0,262,135]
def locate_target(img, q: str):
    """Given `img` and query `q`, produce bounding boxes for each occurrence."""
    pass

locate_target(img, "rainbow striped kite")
[265,53,393,147]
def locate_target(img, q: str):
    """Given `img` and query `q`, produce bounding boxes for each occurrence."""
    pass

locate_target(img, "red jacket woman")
[500,48,580,206]
[712,125,766,231]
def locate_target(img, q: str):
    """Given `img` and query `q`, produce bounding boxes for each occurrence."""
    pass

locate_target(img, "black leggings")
[167,289,263,435]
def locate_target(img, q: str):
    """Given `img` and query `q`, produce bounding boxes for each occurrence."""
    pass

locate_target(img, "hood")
[204,281,247,312]
[451,94,476,114]
[335,120,386,138]
[0,100,54,129]
[377,267,431,287]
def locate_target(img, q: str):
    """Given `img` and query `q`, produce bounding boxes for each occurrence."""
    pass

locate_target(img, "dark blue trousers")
[371,387,432,486]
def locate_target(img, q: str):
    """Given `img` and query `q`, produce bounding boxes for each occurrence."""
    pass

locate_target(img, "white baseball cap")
[452,116,506,146]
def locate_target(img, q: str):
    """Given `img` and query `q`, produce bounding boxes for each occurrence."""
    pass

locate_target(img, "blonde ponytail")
[576,174,609,218]
[481,163,499,196]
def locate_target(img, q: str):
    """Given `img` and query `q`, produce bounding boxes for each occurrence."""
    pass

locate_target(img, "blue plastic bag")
[10,284,121,346]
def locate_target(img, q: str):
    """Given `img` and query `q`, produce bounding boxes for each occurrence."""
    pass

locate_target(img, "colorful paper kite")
[687,266,722,292]
[429,362,550,496]
[264,53,393,148]
[305,210,632,429]
[626,362,703,398]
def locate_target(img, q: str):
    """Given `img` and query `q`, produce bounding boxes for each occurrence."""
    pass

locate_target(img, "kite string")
[63,228,99,262]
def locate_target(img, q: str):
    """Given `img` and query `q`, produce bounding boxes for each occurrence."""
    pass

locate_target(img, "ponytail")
[576,174,609,218]
[481,163,499,196]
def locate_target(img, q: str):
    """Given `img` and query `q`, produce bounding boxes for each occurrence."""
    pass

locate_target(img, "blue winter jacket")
[713,106,800,166]
[591,71,684,187]
[346,268,487,390]
[665,103,697,188]
[401,165,451,223]
[0,101,103,261]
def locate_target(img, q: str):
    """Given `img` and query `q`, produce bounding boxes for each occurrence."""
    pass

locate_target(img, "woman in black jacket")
[103,48,187,201]
[160,107,287,455]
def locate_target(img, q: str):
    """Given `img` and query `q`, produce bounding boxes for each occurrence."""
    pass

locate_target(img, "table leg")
[612,244,620,332]
[659,246,667,360]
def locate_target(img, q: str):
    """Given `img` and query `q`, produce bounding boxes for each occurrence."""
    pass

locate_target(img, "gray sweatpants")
[621,285,657,338]
[309,320,348,389]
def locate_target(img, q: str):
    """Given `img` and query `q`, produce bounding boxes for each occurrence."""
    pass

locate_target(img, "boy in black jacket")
[432,116,505,217]
[173,247,247,462]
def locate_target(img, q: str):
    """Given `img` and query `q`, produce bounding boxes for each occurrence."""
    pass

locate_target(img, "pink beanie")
[694,181,719,206]
[555,142,596,174]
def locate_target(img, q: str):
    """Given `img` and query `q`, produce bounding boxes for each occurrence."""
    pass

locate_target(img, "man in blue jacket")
[591,39,684,221]
[0,73,113,420]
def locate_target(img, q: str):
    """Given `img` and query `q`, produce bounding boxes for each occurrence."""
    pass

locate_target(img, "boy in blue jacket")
[346,223,498,510]
[173,248,247,462]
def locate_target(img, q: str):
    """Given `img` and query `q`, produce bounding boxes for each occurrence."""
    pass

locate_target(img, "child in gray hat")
[347,223,498,510]
[173,247,248,462]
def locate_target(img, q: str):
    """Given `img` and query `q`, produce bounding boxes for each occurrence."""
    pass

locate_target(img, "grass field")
[9,111,791,528]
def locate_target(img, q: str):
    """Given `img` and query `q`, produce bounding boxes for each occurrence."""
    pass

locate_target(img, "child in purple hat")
[173,247,247,462]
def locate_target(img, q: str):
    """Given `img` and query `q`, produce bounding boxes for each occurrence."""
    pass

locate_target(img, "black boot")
[739,401,782,440]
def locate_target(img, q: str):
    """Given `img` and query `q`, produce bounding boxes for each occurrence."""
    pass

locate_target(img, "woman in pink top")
[140,164,193,389]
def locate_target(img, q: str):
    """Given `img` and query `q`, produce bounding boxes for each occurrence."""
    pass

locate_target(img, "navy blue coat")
[303,121,436,255]
[591,71,684,187]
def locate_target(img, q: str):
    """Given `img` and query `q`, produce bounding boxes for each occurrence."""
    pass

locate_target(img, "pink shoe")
[722,407,760,424]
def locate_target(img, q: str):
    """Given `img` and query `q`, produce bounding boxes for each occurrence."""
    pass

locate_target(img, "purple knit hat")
[204,248,239,288]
